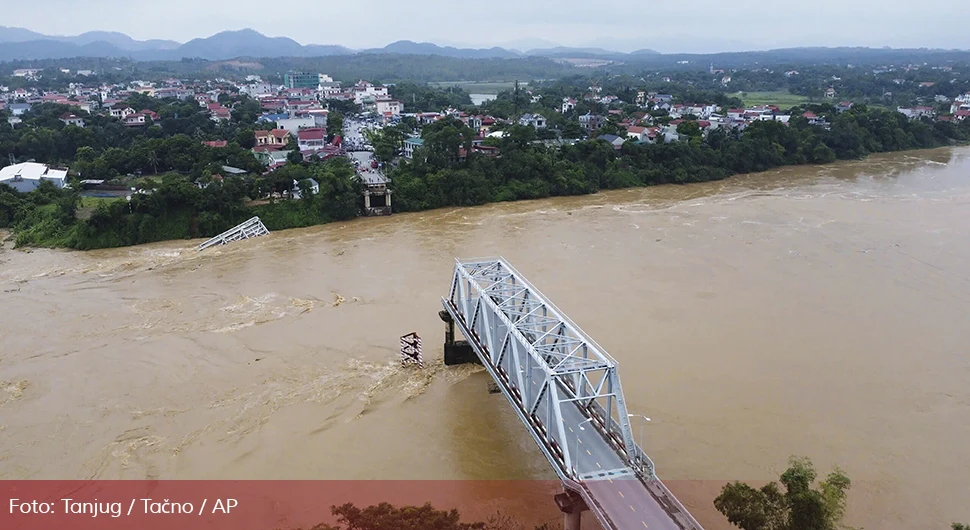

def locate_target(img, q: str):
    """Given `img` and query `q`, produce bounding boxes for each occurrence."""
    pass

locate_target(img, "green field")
[428,81,525,94]
[79,196,124,208]
[735,91,811,109]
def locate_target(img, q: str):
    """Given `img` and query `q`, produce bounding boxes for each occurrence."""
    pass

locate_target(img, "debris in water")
[1,380,29,403]
[331,293,346,307]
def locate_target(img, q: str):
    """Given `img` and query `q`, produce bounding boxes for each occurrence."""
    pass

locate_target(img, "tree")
[285,136,303,165]
[954,524,970,530]
[235,128,256,149]
[287,150,304,165]
[290,503,548,530]
[328,111,345,139]
[714,456,853,530]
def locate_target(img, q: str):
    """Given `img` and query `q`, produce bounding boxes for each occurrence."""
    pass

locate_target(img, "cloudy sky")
[9,0,970,53]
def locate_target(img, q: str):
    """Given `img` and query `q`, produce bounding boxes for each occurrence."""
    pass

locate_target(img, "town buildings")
[297,128,327,151]
[59,113,85,127]
[255,129,292,146]
[283,72,320,90]
[0,162,68,192]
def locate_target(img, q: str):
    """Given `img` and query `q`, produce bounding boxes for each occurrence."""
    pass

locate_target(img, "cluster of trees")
[384,104,969,213]
[0,157,361,249]
[0,98,270,181]
[388,82,472,112]
[294,503,548,530]
[716,457,965,530]
[256,55,574,84]
[468,80,744,140]
[714,456,852,530]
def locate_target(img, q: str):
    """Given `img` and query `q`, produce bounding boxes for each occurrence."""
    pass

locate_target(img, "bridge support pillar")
[564,510,581,530]
[554,490,588,530]
[438,310,479,366]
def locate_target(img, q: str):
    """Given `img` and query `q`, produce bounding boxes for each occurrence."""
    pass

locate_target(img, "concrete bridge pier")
[555,489,589,530]
[438,310,479,366]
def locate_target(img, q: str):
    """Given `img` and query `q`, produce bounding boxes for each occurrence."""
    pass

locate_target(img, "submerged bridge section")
[440,258,703,530]
[197,216,269,251]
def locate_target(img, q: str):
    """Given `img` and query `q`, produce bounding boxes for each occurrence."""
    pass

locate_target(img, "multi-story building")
[375,98,403,117]
[579,113,604,131]
[284,72,321,90]
[352,80,389,104]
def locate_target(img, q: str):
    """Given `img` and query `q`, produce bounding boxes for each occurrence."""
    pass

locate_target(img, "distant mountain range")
[0,27,658,62]
[0,27,965,66]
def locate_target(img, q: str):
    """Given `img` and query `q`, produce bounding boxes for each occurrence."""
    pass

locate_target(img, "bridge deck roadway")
[555,382,685,530]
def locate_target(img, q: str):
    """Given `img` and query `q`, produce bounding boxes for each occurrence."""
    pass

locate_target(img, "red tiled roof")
[203,140,228,148]
[298,128,326,140]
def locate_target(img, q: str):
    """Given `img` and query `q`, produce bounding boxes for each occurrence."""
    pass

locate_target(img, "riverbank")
[4,106,969,250]
[0,146,944,251]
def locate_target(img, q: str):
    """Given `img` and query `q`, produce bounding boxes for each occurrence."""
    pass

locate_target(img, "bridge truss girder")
[443,257,655,481]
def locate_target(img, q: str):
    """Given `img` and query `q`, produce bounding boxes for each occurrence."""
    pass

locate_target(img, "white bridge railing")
[197,217,269,251]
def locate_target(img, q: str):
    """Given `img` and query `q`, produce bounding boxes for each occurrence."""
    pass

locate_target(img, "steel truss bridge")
[441,258,703,530]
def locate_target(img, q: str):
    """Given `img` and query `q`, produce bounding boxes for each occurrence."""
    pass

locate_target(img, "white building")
[518,113,547,128]
[319,83,342,98]
[241,82,274,98]
[353,81,389,104]
[0,162,68,192]
[276,115,315,134]
[12,69,41,79]
[375,98,403,116]
[292,178,319,199]
[403,137,424,159]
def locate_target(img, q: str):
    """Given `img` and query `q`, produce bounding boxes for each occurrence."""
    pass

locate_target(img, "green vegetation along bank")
[3,104,970,250]
[378,103,970,213]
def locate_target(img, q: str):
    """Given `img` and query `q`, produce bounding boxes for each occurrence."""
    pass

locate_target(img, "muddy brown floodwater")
[1,148,969,529]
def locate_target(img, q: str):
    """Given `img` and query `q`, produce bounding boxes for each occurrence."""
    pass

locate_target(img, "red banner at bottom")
[1,481,572,530]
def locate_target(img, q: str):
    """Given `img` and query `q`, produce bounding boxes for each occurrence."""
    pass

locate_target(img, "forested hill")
[0,55,577,84]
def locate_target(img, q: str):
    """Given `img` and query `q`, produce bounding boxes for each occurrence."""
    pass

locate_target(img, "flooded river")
[1,148,969,529]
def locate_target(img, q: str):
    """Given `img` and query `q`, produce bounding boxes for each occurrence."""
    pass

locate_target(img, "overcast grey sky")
[10,0,970,53]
